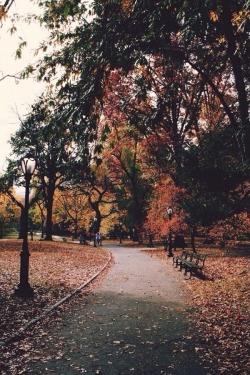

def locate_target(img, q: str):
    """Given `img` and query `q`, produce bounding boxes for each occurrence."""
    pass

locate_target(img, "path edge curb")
[0,251,112,347]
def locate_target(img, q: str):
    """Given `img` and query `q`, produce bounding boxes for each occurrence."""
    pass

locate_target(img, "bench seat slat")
[172,251,207,279]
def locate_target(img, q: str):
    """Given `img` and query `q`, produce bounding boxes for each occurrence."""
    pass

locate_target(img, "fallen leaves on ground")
[146,246,250,375]
[0,239,111,374]
[1,240,249,374]
[0,239,110,342]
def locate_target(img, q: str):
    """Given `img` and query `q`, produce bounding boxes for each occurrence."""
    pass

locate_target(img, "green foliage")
[15,37,27,59]
[15,0,249,235]
[175,126,249,226]
[9,93,93,239]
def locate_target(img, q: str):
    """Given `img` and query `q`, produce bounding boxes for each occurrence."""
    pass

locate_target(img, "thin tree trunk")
[191,227,196,252]
[45,185,55,241]
[221,0,250,161]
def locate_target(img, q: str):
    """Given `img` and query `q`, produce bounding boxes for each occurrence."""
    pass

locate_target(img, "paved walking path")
[28,244,207,375]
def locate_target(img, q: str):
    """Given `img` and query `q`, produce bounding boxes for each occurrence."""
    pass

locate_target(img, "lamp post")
[166,206,173,257]
[15,153,36,298]
[93,217,97,247]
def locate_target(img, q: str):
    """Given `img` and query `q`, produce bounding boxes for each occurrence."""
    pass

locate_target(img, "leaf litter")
[0,239,111,374]
[1,240,249,374]
[147,246,250,374]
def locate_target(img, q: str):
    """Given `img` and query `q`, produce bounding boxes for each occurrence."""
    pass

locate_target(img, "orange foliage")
[209,212,250,242]
[145,177,188,237]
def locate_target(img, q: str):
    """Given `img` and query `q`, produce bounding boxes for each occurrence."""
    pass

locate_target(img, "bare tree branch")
[3,0,15,12]
[0,72,21,82]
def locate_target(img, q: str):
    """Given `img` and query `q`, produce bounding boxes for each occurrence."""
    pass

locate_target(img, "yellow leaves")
[209,7,250,32]
[0,6,7,23]
[121,0,134,15]
[232,9,250,31]
[209,10,219,22]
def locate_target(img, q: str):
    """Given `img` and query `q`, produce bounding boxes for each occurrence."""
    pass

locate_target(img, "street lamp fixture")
[166,206,173,257]
[14,153,36,298]
[167,206,173,220]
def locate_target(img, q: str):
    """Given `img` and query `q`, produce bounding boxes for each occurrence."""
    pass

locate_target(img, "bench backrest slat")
[191,253,199,264]
[197,254,207,266]
[182,250,188,259]
[186,251,194,261]
[177,250,188,259]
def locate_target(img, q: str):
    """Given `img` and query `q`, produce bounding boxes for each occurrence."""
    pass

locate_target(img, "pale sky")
[0,0,48,172]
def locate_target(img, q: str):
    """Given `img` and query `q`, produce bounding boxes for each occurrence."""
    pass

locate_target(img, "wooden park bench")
[173,250,207,279]
[182,253,207,279]
[173,249,193,269]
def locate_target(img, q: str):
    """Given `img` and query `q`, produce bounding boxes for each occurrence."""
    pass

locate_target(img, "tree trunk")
[0,220,3,239]
[41,219,45,239]
[45,184,55,241]
[221,0,250,161]
[73,220,78,239]
[191,227,196,252]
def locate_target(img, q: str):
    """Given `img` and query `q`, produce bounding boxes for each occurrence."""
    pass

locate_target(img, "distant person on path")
[96,232,102,246]
[79,230,85,245]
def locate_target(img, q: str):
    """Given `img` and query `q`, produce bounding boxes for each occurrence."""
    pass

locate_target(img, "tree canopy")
[2,0,249,241]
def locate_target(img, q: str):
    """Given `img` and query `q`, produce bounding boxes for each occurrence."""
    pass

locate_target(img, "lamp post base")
[14,283,34,298]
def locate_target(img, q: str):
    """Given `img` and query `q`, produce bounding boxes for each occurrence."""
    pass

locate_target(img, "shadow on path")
[28,244,209,375]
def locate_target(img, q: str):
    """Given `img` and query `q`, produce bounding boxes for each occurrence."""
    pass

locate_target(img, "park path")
[28,244,208,375]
